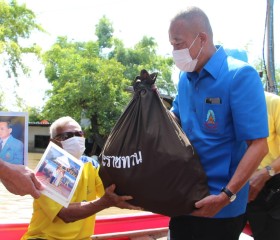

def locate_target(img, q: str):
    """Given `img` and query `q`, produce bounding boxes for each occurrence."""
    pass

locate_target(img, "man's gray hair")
[50,116,80,138]
[171,6,213,38]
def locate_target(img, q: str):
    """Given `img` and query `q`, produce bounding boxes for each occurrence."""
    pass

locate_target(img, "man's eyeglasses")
[54,131,84,141]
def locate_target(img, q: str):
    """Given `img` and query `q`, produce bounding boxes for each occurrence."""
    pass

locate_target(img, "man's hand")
[248,169,269,202]
[57,184,143,223]
[191,193,229,217]
[102,184,143,210]
[0,160,44,198]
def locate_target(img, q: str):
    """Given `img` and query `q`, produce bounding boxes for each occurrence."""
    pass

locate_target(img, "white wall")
[28,125,50,152]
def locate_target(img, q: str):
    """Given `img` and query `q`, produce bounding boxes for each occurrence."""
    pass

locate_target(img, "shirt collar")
[203,45,227,79]
[1,136,10,147]
[187,45,227,81]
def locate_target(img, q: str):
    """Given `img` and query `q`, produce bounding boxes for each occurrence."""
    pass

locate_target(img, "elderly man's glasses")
[54,131,84,141]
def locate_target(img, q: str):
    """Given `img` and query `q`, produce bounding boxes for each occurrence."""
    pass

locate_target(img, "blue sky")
[3,0,280,109]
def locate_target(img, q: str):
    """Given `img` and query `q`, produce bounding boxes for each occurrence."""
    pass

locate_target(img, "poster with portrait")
[0,111,28,165]
[34,142,84,207]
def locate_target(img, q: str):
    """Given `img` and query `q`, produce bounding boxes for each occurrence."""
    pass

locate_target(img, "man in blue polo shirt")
[168,6,268,240]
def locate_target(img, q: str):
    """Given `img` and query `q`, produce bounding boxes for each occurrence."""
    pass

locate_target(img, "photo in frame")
[34,141,84,207]
[0,111,28,165]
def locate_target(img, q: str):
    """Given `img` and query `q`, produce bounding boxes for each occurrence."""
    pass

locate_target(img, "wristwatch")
[265,165,275,177]
[221,187,237,202]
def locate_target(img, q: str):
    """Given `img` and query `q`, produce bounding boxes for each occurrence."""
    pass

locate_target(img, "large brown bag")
[99,70,209,217]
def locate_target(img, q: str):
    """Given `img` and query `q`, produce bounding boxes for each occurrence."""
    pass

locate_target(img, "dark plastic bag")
[254,173,280,211]
[99,70,209,217]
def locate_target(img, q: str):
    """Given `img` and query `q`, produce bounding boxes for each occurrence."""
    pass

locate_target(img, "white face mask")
[61,136,86,159]
[172,34,202,72]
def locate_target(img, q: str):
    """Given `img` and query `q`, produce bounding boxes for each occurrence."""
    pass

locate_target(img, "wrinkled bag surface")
[99,74,209,217]
[254,173,280,212]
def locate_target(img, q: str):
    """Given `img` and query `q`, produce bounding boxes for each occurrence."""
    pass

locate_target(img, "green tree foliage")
[28,107,44,122]
[42,16,176,152]
[110,36,176,96]
[276,68,280,87]
[0,0,44,78]
[94,16,176,96]
[95,15,113,49]
[0,91,7,111]
[42,37,130,148]
[253,57,280,93]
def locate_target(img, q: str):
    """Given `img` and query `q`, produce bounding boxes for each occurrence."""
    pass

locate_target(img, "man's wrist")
[221,187,237,202]
[265,165,275,177]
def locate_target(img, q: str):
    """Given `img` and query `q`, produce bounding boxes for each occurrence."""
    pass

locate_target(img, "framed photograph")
[34,141,84,207]
[0,111,28,165]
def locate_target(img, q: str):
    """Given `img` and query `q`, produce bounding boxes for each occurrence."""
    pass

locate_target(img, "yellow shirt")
[21,159,104,240]
[260,92,280,168]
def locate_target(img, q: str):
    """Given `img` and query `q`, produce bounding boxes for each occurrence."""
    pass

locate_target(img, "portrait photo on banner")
[0,111,28,165]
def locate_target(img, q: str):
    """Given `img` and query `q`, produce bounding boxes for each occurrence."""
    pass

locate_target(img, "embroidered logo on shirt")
[204,109,218,130]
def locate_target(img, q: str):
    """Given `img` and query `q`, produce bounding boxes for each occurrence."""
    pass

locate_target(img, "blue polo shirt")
[171,46,268,218]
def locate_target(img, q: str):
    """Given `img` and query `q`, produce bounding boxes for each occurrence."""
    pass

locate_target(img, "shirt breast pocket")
[201,102,225,135]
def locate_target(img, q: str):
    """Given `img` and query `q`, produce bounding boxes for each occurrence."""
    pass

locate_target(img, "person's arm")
[225,138,268,197]
[0,159,44,198]
[57,184,142,223]
[267,157,280,174]
[249,155,280,201]
[192,137,268,217]
[249,93,280,201]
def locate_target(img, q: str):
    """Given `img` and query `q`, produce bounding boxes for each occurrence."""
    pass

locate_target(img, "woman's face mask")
[61,136,86,159]
[172,34,203,72]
